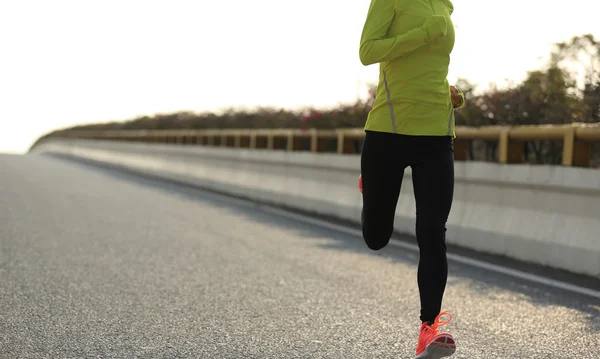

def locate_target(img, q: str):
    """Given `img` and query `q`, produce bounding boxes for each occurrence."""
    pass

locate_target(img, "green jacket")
[359,0,464,137]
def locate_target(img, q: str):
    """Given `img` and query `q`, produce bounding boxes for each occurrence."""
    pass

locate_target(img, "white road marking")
[126,176,600,301]
[258,206,600,300]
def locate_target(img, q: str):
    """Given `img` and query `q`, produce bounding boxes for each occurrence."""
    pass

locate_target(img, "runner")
[358,0,465,357]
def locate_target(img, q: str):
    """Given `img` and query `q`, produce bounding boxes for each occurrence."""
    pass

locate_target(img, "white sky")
[1,0,599,154]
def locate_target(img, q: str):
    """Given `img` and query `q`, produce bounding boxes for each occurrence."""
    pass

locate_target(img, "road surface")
[1,153,599,358]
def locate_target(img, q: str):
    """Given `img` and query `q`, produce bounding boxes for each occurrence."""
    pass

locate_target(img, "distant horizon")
[11,60,588,153]
[0,67,561,155]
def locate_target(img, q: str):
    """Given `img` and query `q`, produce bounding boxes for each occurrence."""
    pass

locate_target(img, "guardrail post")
[562,127,575,166]
[336,132,344,154]
[499,130,509,164]
[560,126,593,167]
[287,131,294,151]
[267,135,274,150]
[310,130,318,152]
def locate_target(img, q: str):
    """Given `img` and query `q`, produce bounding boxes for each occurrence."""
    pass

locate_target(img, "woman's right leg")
[360,131,405,251]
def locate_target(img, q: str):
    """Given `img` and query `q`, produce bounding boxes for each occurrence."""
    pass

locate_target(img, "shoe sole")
[415,335,456,358]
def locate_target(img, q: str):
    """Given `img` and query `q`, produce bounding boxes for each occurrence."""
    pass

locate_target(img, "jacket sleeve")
[359,0,429,66]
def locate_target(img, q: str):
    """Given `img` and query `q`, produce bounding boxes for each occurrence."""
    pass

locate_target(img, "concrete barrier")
[31,138,600,278]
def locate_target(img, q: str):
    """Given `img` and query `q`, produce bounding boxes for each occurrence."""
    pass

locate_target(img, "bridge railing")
[44,123,600,167]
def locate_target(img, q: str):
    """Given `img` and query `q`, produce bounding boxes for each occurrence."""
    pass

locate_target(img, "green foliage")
[455,34,599,127]
[452,34,599,165]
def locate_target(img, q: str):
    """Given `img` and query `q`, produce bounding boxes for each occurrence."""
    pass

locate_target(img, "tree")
[550,34,600,122]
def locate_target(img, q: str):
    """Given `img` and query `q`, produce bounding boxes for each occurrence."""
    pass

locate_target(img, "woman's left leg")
[410,136,454,325]
[410,136,456,358]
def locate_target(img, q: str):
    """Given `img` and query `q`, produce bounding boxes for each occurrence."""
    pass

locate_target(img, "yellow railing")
[43,123,600,167]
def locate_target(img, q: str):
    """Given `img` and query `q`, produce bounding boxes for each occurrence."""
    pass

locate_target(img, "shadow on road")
[45,153,600,334]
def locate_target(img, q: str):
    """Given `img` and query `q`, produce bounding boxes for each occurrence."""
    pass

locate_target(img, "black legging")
[360,130,454,324]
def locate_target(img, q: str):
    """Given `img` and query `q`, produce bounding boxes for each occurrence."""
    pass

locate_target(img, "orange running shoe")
[358,175,363,193]
[415,311,456,358]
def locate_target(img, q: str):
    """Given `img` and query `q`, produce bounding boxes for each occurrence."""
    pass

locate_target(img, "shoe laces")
[423,311,452,334]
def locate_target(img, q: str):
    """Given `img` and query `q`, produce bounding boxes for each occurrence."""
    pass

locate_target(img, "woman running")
[358,0,464,358]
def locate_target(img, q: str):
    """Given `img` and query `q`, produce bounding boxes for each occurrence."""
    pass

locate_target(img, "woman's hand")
[450,86,463,108]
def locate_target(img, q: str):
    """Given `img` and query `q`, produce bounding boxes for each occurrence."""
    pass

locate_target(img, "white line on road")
[158,180,600,301]
[258,206,600,300]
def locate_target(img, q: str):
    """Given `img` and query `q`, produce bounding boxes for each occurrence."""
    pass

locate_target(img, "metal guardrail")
[43,123,600,167]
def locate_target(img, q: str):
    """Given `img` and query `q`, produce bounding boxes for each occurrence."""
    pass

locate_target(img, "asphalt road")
[1,153,599,359]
